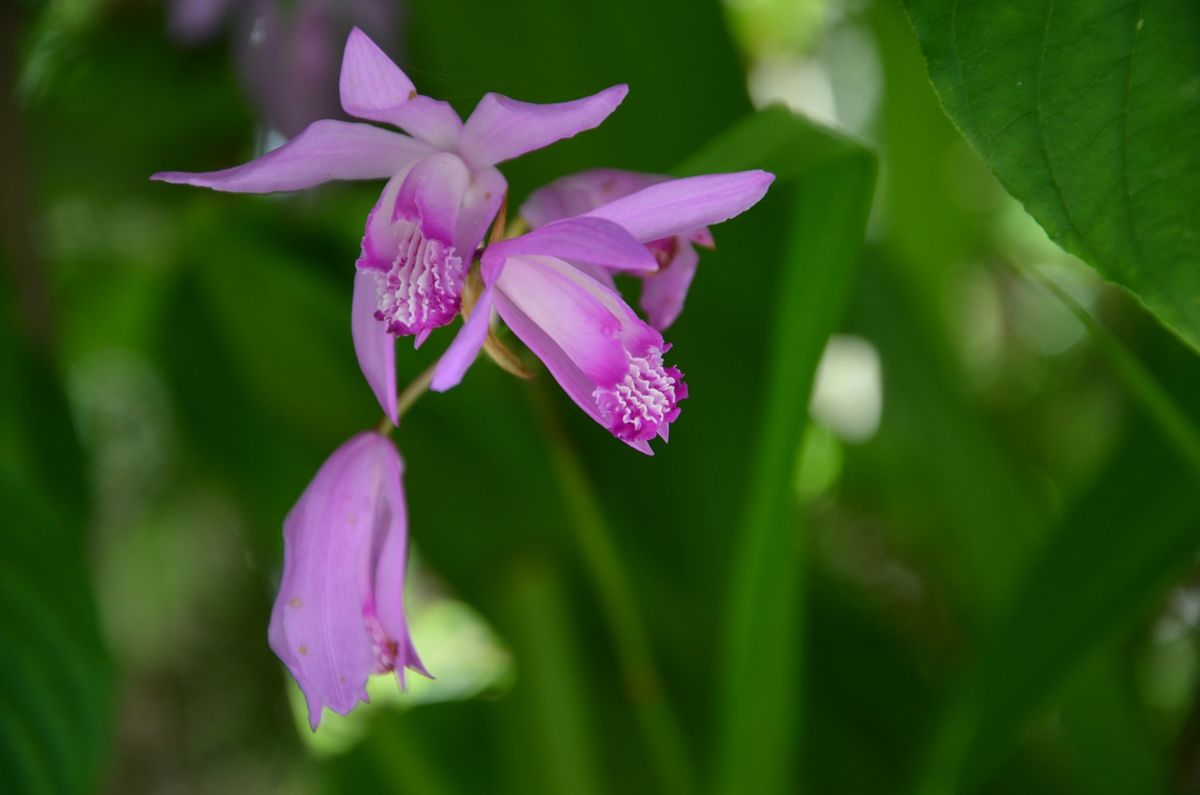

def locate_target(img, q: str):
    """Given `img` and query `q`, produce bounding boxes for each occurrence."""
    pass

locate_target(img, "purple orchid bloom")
[153,28,628,423]
[431,171,774,454]
[269,431,427,730]
[521,169,716,330]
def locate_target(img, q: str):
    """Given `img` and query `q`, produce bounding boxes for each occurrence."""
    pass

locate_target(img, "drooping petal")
[429,280,496,392]
[459,84,628,168]
[640,240,699,330]
[491,288,613,427]
[152,120,434,193]
[361,442,428,684]
[495,256,628,386]
[485,217,657,275]
[268,432,411,729]
[520,168,664,227]
[584,170,774,243]
[352,269,397,423]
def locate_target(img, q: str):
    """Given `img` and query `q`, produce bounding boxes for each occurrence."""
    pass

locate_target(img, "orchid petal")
[454,166,506,259]
[486,217,657,275]
[459,84,628,168]
[641,241,699,331]
[352,270,397,423]
[395,152,470,243]
[386,97,465,149]
[339,27,417,121]
[152,120,433,193]
[430,281,496,392]
[268,432,416,729]
[520,168,663,227]
[584,170,774,243]
[339,28,465,145]
[495,256,627,384]
[356,173,407,272]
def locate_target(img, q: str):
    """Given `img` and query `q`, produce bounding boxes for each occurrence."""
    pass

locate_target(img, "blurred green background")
[2,0,1199,793]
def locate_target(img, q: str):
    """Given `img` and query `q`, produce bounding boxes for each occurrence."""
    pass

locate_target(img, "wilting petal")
[352,270,397,423]
[459,84,628,168]
[641,240,699,331]
[152,120,433,193]
[486,217,657,275]
[268,432,422,729]
[520,168,663,227]
[585,171,774,243]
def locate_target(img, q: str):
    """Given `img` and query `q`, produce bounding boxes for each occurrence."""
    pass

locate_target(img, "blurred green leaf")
[0,317,110,794]
[921,422,1200,794]
[676,107,876,795]
[903,0,1200,350]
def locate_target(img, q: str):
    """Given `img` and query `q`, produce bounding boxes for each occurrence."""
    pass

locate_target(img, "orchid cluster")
[153,29,772,729]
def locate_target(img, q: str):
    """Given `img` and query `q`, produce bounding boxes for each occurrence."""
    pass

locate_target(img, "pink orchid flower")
[431,171,774,454]
[153,28,627,423]
[268,431,426,730]
[520,169,716,330]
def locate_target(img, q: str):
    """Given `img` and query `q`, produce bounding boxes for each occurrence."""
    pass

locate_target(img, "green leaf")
[676,107,877,795]
[0,322,110,794]
[921,421,1200,794]
[903,0,1200,350]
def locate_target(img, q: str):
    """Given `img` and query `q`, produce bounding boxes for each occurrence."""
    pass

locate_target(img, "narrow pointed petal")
[584,170,774,243]
[339,27,416,120]
[152,120,434,193]
[339,28,464,145]
[352,270,398,423]
[269,433,395,728]
[486,217,657,275]
[430,282,496,392]
[459,84,628,168]
[641,241,699,330]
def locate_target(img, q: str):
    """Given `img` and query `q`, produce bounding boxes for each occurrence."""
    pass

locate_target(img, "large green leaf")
[903,0,1200,350]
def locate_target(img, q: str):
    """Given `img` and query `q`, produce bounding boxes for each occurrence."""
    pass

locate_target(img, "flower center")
[374,221,465,339]
[593,347,687,443]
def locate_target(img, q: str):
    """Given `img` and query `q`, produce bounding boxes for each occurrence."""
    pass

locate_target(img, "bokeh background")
[2,0,1199,793]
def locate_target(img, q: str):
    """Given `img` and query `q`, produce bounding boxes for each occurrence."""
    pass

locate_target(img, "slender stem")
[526,378,696,795]
[1017,263,1200,476]
[377,360,439,436]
